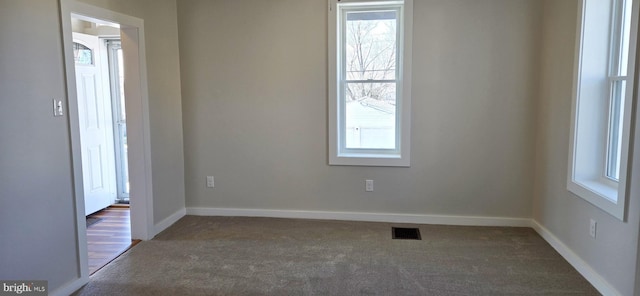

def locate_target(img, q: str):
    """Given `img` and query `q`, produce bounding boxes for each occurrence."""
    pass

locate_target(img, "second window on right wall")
[569,0,638,220]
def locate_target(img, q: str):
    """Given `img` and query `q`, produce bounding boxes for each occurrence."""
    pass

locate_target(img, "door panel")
[81,73,101,129]
[74,32,116,215]
[88,145,104,190]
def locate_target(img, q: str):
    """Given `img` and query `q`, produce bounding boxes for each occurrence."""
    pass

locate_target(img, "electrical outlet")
[206,176,214,188]
[365,180,373,192]
[589,219,597,238]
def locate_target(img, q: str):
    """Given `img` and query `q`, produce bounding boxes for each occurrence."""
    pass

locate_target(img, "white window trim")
[328,0,413,167]
[568,0,638,221]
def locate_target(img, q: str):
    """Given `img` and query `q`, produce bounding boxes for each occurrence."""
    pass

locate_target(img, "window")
[73,42,93,65]
[569,0,637,220]
[605,0,634,181]
[328,0,413,166]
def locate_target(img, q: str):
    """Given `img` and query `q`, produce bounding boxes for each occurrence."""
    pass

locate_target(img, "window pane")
[619,0,633,76]
[345,10,397,81]
[607,79,626,180]
[345,82,396,149]
[73,42,93,65]
[117,48,126,121]
[121,124,129,194]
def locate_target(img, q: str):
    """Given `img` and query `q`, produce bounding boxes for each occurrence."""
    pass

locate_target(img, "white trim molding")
[530,220,621,296]
[50,278,89,296]
[186,207,530,227]
[154,208,187,236]
[62,0,155,241]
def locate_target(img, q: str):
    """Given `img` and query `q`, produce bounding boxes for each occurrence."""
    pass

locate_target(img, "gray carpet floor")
[74,216,599,295]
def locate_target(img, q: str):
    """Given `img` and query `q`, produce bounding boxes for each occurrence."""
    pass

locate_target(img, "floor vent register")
[392,227,421,240]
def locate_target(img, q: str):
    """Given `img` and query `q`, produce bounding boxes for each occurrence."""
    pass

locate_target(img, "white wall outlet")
[206,176,214,188]
[365,179,373,192]
[589,219,597,238]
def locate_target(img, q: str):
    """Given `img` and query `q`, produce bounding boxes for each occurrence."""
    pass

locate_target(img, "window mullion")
[346,79,397,83]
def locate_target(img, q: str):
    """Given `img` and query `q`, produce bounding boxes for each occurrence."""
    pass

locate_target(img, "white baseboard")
[154,207,186,236]
[185,207,531,227]
[51,276,88,296]
[530,220,620,296]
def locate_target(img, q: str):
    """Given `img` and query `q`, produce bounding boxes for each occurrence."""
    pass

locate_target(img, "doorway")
[60,0,155,281]
[72,18,133,274]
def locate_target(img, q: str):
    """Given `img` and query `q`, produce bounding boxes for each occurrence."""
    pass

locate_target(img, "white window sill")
[568,177,623,220]
[574,179,617,202]
[330,154,410,167]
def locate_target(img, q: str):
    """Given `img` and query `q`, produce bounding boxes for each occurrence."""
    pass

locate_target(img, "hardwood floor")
[86,206,140,274]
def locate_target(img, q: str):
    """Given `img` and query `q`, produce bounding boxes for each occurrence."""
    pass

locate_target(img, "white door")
[73,32,117,215]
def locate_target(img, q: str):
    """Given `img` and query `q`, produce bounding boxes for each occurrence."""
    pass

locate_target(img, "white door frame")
[60,0,154,281]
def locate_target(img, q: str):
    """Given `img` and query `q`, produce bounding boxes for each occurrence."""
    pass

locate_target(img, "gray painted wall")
[0,0,80,290]
[535,1,640,295]
[0,0,185,292]
[77,0,186,223]
[178,0,540,218]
